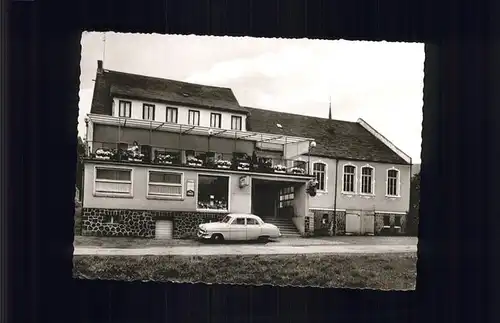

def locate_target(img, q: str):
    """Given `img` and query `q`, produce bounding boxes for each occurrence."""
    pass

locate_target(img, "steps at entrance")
[261,217,301,237]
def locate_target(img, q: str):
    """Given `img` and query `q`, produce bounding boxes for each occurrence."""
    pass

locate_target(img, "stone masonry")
[374,213,406,235]
[81,208,228,239]
[311,210,346,236]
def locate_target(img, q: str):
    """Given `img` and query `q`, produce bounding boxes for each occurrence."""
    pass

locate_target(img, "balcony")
[84,140,313,176]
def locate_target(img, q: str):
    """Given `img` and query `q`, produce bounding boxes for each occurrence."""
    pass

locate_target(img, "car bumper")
[197,230,211,239]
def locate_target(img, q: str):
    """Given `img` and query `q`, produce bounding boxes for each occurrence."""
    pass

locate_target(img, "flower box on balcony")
[215,159,232,169]
[273,165,287,173]
[128,153,145,162]
[290,167,306,175]
[237,162,251,171]
[94,148,114,160]
[187,156,203,167]
[156,153,174,165]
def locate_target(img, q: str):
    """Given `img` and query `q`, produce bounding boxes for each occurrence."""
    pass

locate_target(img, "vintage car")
[197,213,282,242]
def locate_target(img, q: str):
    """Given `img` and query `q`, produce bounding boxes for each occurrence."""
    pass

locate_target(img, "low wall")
[81,208,228,239]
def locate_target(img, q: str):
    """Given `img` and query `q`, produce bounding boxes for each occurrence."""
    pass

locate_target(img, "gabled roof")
[245,107,410,165]
[90,63,248,115]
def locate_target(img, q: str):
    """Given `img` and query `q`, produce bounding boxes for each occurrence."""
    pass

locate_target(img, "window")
[188,110,200,126]
[142,104,155,120]
[210,113,222,128]
[197,175,229,211]
[166,107,178,123]
[94,167,132,196]
[383,215,390,226]
[279,186,294,208]
[360,166,374,194]
[394,216,402,227]
[118,100,132,118]
[147,171,183,198]
[246,218,259,225]
[231,116,242,130]
[343,165,356,193]
[387,169,400,196]
[312,162,326,191]
[232,218,245,225]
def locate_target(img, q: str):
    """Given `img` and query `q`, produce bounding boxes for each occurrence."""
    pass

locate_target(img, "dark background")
[4,0,497,322]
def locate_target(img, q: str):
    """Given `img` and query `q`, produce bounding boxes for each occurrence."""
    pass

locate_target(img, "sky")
[79,32,424,163]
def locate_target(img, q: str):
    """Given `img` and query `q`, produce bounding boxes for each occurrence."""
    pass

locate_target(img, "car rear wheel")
[257,236,269,243]
[211,233,224,242]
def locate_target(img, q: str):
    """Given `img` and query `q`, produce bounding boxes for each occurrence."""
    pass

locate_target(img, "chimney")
[97,60,103,74]
[328,96,332,120]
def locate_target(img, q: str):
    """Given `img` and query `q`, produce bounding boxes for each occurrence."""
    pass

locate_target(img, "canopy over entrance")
[88,114,315,157]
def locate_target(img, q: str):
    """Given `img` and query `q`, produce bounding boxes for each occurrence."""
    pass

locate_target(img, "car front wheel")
[211,233,225,242]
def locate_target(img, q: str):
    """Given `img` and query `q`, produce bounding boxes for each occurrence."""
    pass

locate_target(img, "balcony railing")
[84,141,312,176]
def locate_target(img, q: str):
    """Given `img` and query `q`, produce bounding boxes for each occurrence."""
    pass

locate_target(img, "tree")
[407,172,420,236]
[75,136,86,201]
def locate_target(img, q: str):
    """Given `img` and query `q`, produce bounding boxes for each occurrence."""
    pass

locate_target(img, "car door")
[229,217,246,240]
[245,218,262,240]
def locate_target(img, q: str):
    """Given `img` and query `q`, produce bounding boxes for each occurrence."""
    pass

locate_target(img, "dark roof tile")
[90,68,248,115]
[245,107,409,165]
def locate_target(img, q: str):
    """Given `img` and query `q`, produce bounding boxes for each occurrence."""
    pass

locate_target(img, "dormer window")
[210,113,222,128]
[142,104,155,121]
[188,110,200,126]
[118,100,131,118]
[231,115,242,130]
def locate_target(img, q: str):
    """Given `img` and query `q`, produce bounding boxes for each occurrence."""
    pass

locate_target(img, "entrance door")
[253,182,277,219]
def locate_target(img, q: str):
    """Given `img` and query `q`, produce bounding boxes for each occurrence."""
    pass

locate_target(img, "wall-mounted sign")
[186,179,195,197]
[239,175,250,188]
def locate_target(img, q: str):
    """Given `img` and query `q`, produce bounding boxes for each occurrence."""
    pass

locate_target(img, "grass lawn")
[73,252,417,290]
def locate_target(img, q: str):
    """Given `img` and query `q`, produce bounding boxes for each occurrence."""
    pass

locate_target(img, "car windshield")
[221,215,232,223]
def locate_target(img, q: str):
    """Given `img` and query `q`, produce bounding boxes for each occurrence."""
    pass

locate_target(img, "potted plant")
[289,167,306,175]
[94,147,114,160]
[187,156,203,167]
[215,159,232,169]
[156,152,174,165]
[273,164,287,173]
[237,161,251,171]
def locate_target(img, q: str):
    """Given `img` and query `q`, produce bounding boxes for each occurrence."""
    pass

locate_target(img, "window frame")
[210,112,222,128]
[195,173,231,213]
[342,163,357,194]
[188,109,200,126]
[146,169,184,200]
[142,103,156,121]
[93,166,134,198]
[166,106,178,123]
[312,161,327,192]
[386,167,401,197]
[231,115,243,130]
[118,100,132,118]
[359,164,375,195]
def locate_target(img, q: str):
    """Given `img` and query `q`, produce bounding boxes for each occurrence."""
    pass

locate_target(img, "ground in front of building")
[74,235,418,249]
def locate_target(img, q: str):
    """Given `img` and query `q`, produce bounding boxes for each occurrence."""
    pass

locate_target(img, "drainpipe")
[332,158,340,235]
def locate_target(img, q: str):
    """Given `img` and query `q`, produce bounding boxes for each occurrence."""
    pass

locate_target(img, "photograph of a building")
[81,59,411,241]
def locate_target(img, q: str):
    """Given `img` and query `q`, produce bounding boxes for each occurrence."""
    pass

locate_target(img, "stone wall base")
[82,208,228,239]
[311,210,346,236]
[374,213,407,235]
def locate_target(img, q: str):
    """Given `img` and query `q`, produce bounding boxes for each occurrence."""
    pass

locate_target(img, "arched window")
[386,168,400,196]
[312,162,327,191]
[360,165,374,194]
[342,164,356,193]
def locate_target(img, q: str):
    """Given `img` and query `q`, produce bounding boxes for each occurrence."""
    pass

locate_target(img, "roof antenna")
[102,32,106,65]
[328,96,332,120]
